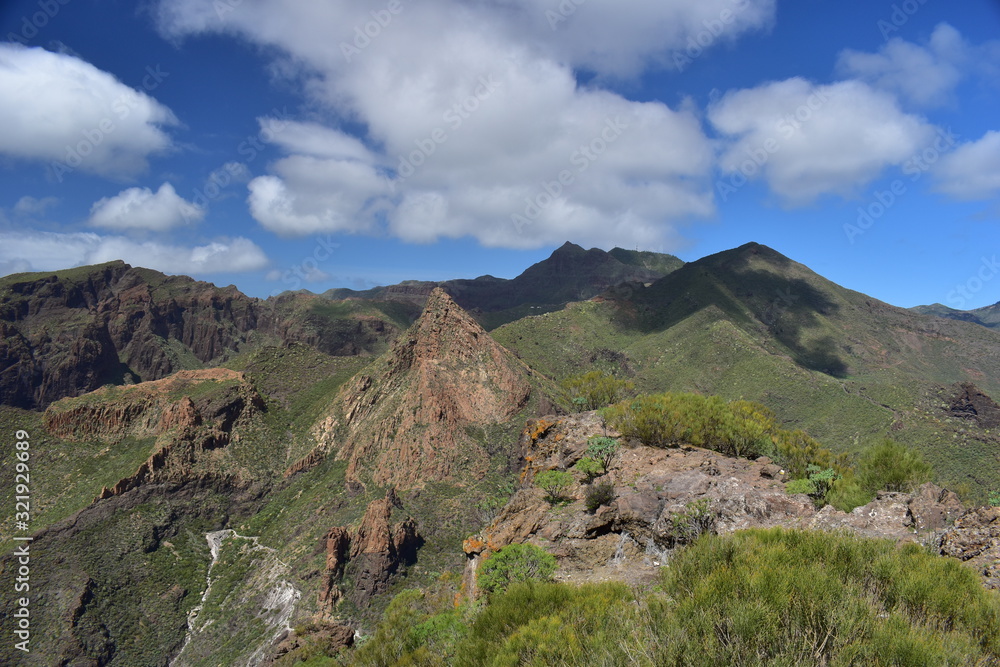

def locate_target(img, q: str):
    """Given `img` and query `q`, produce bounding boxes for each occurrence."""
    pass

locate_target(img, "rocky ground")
[464,412,999,594]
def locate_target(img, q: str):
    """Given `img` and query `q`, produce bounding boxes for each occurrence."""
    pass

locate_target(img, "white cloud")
[837,23,968,107]
[247,153,390,236]
[155,0,761,249]
[88,183,204,231]
[12,195,58,216]
[0,231,269,276]
[0,44,176,179]
[709,77,937,204]
[264,120,378,163]
[158,0,776,79]
[934,131,1000,200]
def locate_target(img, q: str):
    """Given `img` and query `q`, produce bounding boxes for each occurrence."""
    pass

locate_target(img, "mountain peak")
[555,240,585,252]
[305,292,535,488]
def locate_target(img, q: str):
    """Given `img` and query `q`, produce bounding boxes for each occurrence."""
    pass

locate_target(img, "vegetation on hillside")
[341,528,1000,666]
[560,370,635,411]
[601,391,935,512]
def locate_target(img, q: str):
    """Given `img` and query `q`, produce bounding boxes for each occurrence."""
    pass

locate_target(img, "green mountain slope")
[326,242,684,329]
[494,243,1000,498]
[912,301,1000,329]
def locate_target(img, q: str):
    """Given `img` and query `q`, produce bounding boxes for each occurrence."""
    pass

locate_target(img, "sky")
[0,0,998,310]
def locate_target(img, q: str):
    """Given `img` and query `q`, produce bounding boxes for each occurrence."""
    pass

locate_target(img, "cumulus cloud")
[934,131,1000,200]
[837,23,968,107]
[157,0,733,249]
[0,44,176,179]
[88,183,204,231]
[709,77,937,204]
[0,231,269,276]
[158,0,776,79]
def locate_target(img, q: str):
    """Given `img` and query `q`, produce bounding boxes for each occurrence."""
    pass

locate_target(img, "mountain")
[494,242,1000,495]
[292,287,556,489]
[0,262,417,410]
[912,301,1000,329]
[5,242,1000,664]
[0,287,556,665]
[325,242,683,329]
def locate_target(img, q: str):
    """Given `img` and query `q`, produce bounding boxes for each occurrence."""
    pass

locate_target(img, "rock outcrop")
[299,288,537,489]
[317,490,421,612]
[41,368,266,499]
[464,412,990,594]
[949,382,1000,429]
[939,506,1000,589]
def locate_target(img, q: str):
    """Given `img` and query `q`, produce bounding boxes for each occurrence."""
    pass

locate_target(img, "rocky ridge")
[464,412,992,596]
[298,288,540,489]
[42,368,266,498]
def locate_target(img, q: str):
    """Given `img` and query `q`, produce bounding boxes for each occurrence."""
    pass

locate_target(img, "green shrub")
[772,428,839,479]
[477,543,557,596]
[601,392,706,447]
[664,499,716,546]
[826,472,873,512]
[560,370,635,411]
[533,470,574,502]
[350,589,428,665]
[785,477,816,496]
[455,581,639,667]
[858,438,932,494]
[572,456,604,481]
[584,482,616,513]
[990,491,1000,507]
[586,435,620,472]
[653,528,1000,665]
[601,392,837,474]
[353,532,1000,666]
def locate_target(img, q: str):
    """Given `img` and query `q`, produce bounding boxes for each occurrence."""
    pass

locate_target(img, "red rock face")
[317,490,421,611]
[303,288,534,489]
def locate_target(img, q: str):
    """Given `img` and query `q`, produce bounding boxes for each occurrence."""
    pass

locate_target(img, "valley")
[2,242,1000,665]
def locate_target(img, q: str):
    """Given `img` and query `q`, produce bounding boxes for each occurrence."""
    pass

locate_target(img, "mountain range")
[2,241,1000,665]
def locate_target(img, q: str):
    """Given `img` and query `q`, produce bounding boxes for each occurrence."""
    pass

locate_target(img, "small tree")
[573,456,604,482]
[586,436,620,473]
[534,470,574,503]
[858,439,932,494]
[560,371,635,412]
[477,543,556,596]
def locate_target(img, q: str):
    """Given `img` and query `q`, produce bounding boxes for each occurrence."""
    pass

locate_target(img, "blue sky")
[0,0,998,309]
